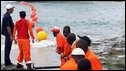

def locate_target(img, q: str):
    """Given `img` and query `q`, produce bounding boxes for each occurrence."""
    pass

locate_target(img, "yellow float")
[36,31,47,41]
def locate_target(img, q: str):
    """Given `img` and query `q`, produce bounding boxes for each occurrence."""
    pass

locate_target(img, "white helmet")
[72,48,85,55]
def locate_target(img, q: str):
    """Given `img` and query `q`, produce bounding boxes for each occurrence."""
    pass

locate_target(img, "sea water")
[1,1,125,69]
[1,1,125,49]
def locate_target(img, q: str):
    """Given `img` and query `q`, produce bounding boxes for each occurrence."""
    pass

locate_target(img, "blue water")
[1,1,125,48]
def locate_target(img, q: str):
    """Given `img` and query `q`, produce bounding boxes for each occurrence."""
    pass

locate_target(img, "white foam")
[1,39,56,51]
[30,40,56,48]
[117,55,125,58]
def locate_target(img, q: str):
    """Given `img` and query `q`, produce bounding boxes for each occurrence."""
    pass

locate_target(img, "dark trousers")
[4,36,13,65]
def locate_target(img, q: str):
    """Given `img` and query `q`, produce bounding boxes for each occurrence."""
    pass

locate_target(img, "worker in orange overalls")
[60,48,85,70]
[51,26,66,66]
[76,38,103,70]
[60,26,71,64]
[13,11,35,70]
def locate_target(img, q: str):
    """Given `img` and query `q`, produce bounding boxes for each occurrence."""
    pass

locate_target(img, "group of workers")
[51,26,103,70]
[1,4,34,70]
[1,3,103,70]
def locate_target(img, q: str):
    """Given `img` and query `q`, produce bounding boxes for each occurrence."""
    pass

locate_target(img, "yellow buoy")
[36,31,47,41]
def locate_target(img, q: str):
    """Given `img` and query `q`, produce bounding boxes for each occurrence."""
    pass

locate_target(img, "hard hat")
[51,26,60,33]
[72,48,85,55]
[6,4,15,9]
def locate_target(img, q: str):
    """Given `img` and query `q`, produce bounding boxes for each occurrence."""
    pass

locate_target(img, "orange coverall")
[61,39,71,66]
[60,58,77,70]
[13,18,34,64]
[85,50,103,70]
[56,33,71,66]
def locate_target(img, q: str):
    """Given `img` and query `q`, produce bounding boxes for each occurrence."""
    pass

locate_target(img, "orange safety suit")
[85,50,103,70]
[56,33,72,66]
[56,33,65,54]
[60,58,77,70]
[56,33,65,66]
[63,40,71,59]
[13,18,34,64]
[61,39,71,66]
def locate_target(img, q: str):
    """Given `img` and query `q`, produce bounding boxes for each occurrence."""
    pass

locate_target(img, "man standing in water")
[1,4,15,66]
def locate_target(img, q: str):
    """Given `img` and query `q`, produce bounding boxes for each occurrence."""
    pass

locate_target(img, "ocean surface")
[1,1,125,50]
[1,1,125,70]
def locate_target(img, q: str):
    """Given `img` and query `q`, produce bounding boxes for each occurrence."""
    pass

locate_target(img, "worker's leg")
[16,39,24,68]
[22,39,32,70]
